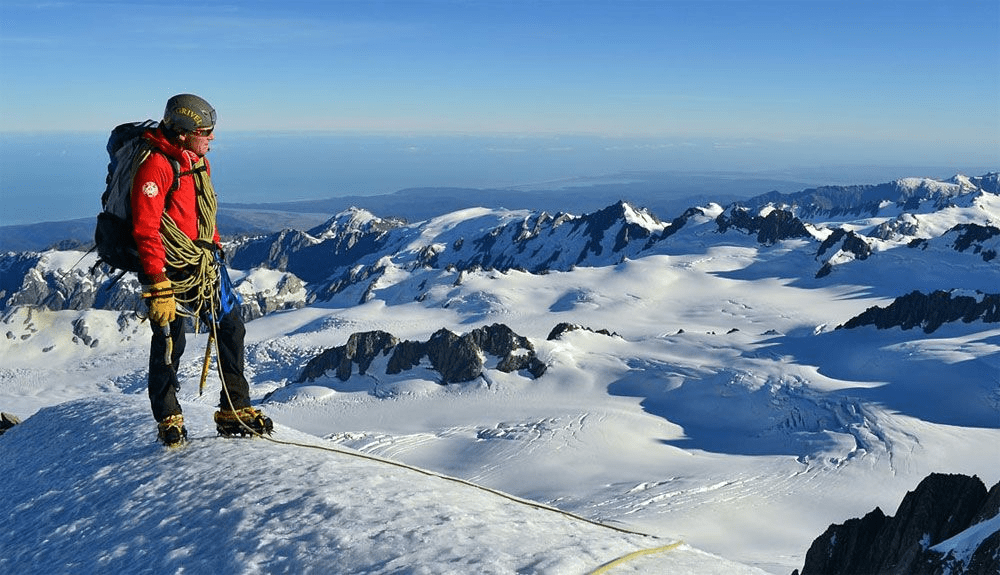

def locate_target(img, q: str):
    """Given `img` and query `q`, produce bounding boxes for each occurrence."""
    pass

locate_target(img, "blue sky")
[1,0,998,167]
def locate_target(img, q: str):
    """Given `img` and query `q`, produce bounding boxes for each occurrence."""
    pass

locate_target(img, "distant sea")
[0,131,982,227]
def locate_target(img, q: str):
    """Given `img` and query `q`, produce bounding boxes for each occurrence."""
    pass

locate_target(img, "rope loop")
[159,156,219,325]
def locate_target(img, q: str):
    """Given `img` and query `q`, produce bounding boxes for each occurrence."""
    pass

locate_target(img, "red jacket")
[131,128,220,283]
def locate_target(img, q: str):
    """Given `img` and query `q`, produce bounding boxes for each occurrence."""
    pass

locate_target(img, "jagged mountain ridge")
[229,171,998,296]
[1,173,997,333]
[226,172,999,320]
[741,172,1000,218]
[797,473,1000,575]
[229,210,407,283]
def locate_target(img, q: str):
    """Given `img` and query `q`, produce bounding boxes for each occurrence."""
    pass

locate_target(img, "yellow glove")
[142,280,176,326]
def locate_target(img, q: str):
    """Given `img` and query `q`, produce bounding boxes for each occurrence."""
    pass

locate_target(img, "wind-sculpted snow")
[6,396,758,575]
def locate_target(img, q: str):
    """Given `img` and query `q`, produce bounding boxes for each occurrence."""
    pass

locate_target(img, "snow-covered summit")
[895,175,970,197]
[306,207,405,241]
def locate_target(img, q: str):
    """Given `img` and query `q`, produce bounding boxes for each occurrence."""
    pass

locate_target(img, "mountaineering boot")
[214,407,273,437]
[157,414,188,447]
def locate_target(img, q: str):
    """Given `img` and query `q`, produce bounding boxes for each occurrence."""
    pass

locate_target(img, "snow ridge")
[0,395,761,575]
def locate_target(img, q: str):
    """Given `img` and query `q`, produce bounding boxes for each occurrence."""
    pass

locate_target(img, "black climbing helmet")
[162,94,216,133]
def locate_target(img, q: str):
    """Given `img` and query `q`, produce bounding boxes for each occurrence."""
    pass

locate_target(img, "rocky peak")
[229,208,406,283]
[307,207,405,240]
[715,205,812,245]
[798,473,997,575]
[950,223,1000,261]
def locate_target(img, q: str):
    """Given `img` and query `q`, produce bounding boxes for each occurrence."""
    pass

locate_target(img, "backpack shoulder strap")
[177,162,208,179]
[167,157,182,194]
[152,151,206,194]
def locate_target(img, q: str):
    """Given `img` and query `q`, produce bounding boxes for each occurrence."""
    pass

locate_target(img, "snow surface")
[2,396,767,575]
[3,191,1000,574]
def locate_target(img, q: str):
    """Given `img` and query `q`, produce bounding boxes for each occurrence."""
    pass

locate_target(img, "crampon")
[157,414,188,447]
[214,407,273,437]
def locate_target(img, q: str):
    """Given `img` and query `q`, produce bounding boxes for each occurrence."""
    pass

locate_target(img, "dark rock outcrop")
[423,328,485,383]
[840,231,873,261]
[715,206,812,245]
[296,330,398,383]
[799,507,890,575]
[839,290,1000,333]
[950,223,999,261]
[297,323,545,385]
[799,473,999,575]
[817,228,849,259]
[546,322,617,340]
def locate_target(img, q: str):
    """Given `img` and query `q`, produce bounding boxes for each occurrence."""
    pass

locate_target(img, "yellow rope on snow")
[209,347,685,574]
[587,540,685,574]
[210,350,669,541]
[183,155,679,571]
[206,337,686,575]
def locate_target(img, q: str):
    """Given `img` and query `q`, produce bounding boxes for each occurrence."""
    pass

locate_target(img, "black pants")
[147,307,252,422]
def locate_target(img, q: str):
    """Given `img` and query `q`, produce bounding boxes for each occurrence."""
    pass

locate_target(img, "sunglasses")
[191,127,214,137]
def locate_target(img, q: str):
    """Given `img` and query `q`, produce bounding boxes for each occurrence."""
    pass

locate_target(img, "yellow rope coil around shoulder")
[160,157,218,322]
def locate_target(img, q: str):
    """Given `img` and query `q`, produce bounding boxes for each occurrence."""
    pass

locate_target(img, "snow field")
[3,186,999,572]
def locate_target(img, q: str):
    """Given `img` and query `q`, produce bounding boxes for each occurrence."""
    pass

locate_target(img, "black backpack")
[94,121,180,274]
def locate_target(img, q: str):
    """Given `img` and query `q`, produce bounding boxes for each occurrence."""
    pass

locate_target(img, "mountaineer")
[131,94,272,446]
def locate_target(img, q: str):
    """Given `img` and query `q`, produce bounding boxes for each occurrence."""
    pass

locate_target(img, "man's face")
[178,127,214,157]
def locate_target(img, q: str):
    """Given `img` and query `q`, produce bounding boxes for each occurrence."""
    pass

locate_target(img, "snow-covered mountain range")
[2,173,998,574]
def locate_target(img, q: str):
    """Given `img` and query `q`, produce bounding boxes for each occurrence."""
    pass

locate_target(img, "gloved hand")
[142,280,176,326]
